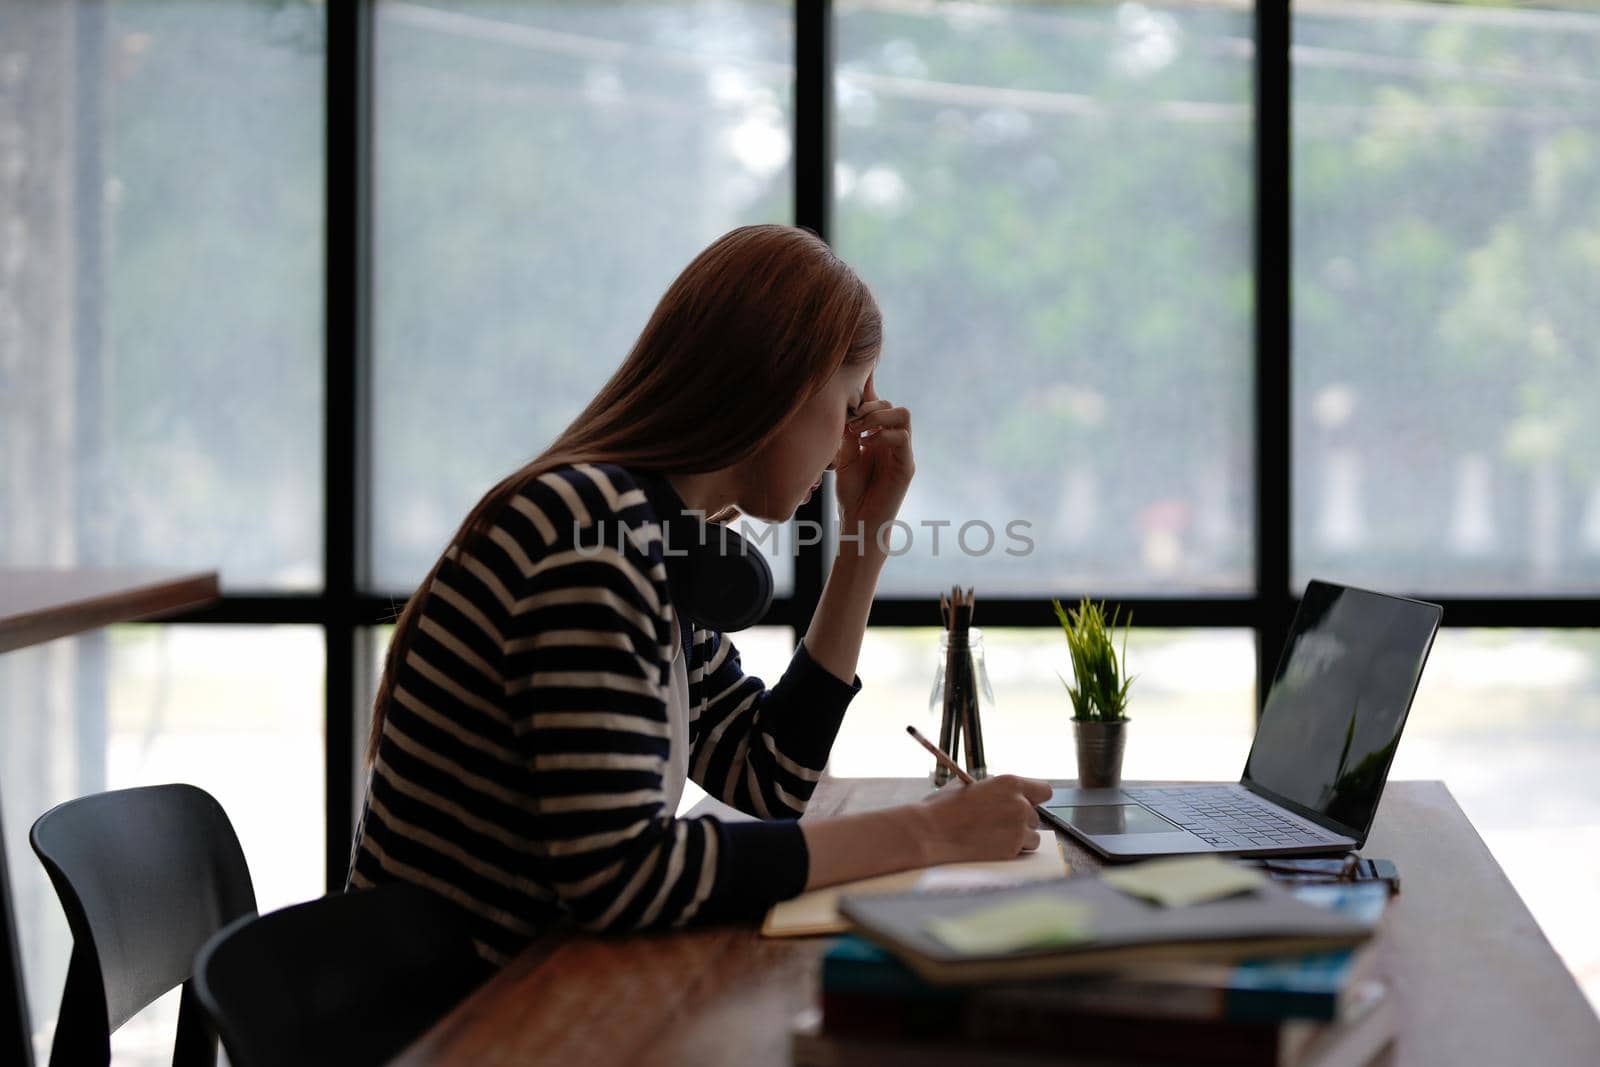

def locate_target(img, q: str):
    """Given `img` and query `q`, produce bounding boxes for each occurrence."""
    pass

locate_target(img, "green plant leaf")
[1051,596,1134,722]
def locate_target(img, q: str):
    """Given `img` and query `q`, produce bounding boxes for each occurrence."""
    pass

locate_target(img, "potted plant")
[1051,597,1135,788]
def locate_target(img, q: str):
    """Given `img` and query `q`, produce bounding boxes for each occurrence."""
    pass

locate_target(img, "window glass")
[1393,628,1600,1013]
[0,1,325,589]
[0,625,324,1062]
[831,627,1255,782]
[835,1,1254,594]
[372,0,795,594]
[1293,1,1600,593]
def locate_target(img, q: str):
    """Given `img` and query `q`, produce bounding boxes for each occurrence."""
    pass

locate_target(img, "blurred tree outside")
[1293,0,1600,592]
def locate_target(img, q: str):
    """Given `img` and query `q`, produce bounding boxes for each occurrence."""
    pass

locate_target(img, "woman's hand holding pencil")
[907,724,1054,860]
[797,733,1054,890]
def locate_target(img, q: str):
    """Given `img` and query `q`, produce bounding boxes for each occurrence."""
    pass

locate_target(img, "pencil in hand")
[906,725,976,786]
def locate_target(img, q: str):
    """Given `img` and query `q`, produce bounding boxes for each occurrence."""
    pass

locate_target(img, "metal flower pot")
[1073,719,1127,789]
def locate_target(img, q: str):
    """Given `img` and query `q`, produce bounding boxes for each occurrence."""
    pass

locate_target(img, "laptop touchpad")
[1046,803,1179,836]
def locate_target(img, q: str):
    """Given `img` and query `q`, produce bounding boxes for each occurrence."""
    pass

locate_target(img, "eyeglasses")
[1242,855,1401,894]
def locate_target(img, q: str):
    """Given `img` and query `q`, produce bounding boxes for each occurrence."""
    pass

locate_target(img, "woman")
[350,224,1052,965]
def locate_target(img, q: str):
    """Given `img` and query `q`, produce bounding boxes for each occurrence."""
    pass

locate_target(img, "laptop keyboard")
[1123,786,1339,849]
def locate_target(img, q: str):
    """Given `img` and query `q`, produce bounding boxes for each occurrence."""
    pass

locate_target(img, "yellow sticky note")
[1102,855,1266,907]
[925,894,1093,955]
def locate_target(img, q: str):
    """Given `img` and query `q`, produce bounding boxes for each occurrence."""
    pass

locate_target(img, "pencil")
[962,587,986,778]
[935,594,957,785]
[906,725,976,786]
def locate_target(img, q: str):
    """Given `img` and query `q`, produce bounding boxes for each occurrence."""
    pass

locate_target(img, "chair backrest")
[29,783,256,1067]
[195,882,490,1067]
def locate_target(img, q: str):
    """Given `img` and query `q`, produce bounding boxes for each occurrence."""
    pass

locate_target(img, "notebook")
[839,874,1378,985]
[762,841,1070,938]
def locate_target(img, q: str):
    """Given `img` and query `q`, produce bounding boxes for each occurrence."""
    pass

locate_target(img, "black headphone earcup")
[635,470,774,634]
[674,523,773,633]
[691,524,773,632]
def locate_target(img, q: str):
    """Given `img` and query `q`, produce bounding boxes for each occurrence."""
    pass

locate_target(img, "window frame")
[156,1,1599,892]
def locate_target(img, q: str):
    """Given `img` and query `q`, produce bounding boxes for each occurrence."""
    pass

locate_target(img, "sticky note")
[1102,855,1266,907]
[925,894,1093,955]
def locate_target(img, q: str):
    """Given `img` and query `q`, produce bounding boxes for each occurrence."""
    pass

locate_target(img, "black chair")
[29,783,256,1067]
[194,882,490,1067]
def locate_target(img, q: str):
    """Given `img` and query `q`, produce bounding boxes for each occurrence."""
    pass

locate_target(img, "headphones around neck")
[634,471,774,634]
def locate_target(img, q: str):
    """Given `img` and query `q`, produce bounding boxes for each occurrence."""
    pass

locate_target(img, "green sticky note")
[1102,855,1267,907]
[925,894,1094,955]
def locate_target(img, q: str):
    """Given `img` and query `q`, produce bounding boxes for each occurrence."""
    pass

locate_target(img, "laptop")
[1040,580,1442,861]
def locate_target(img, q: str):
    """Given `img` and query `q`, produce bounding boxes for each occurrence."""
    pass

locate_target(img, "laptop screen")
[1242,581,1442,837]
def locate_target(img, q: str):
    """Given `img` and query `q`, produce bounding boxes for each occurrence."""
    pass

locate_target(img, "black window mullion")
[863,598,1260,630]
[795,0,832,243]
[1255,0,1293,711]
[325,0,373,893]
[792,0,833,640]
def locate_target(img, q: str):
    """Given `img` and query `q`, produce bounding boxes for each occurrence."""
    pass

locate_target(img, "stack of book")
[791,880,1395,1067]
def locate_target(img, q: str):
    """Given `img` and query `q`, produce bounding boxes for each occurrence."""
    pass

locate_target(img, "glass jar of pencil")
[926,626,997,786]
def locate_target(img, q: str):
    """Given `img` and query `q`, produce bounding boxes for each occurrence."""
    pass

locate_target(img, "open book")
[763,842,1071,937]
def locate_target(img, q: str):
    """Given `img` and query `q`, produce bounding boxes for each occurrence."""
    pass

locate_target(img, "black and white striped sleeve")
[503,536,812,930]
[687,630,861,820]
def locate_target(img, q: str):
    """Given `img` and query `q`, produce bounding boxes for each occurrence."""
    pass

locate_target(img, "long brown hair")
[367,224,881,759]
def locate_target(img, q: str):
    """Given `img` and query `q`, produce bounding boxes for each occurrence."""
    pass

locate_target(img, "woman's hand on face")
[832,373,914,546]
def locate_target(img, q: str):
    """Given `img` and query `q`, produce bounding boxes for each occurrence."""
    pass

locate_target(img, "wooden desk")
[0,567,221,1067]
[0,568,221,654]
[394,778,1600,1067]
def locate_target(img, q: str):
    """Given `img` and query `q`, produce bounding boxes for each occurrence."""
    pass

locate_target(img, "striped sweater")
[348,462,860,964]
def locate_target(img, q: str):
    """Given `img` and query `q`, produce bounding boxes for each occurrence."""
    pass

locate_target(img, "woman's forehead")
[837,357,876,385]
